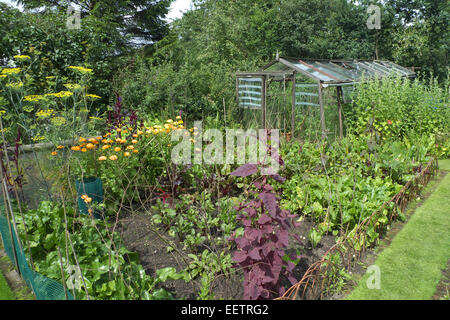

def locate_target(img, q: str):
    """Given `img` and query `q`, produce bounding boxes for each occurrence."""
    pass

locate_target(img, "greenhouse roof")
[240,57,416,84]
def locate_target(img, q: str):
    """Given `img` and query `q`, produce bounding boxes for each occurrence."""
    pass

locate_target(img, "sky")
[1,0,193,21]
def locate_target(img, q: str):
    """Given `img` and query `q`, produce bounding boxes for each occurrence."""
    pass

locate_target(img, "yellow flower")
[81,148,87,153]
[98,156,107,161]
[137,130,143,135]
[51,151,58,156]
[56,145,64,149]
[71,146,81,151]
[88,138,98,144]
[102,145,111,150]
[166,119,173,123]
[64,83,82,90]
[6,81,23,88]
[46,91,73,98]
[45,76,55,80]
[114,147,121,152]
[132,134,138,138]
[0,75,6,78]
[36,109,55,118]
[79,137,87,143]
[132,150,138,154]
[119,139,127,144]
[116,128,122,133]
[123,152,131,157]
[86,93,101,99]
[103,132,112,137]
[1,68,21,75]
[14,55,31,60]
[24,95,45,102]
[68,66,93,74]
[109,155,118,161]
[126,145,134,150]
[86,143,95,150]
[176,116,182,120]
[131,139,138,144]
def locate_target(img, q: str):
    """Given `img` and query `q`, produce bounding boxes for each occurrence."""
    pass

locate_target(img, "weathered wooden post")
[318,81,327,139]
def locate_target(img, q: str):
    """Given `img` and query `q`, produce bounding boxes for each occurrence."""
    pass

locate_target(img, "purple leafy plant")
[229,161,300,300]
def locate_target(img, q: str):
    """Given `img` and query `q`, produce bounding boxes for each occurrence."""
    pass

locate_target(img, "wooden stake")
[337,86,343,139]
[291,71,296,138]
[318,82,327,140]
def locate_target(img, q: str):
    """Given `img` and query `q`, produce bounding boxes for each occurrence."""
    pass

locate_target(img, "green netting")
[0,214,74,300]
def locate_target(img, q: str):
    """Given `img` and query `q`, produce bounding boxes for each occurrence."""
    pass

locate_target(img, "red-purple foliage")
[229,164,300,300]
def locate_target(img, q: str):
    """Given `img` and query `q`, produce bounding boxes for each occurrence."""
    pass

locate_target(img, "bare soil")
[117,212,336,300]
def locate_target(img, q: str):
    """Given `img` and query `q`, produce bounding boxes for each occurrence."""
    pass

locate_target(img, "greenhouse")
[236,56,416,139]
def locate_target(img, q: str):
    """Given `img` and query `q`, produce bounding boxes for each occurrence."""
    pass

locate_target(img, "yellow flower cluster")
[85,94,101,99]
[46,91,73,98]
[64,83,82,90]
[1,68,21,75]
[68,66,93,74]
[36,109,56,118]
[24,95,46,102]
[6,81,23,88]
[146,117,185,135]
[14,55,31,60]
[50,116,67,126]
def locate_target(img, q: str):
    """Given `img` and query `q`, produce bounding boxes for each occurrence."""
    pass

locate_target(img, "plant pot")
[75,177,104,219]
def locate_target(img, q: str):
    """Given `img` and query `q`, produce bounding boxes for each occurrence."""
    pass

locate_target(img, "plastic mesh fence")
[0,213,74,300]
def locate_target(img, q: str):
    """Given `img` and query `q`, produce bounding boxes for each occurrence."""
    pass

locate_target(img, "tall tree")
[15,0,173,44]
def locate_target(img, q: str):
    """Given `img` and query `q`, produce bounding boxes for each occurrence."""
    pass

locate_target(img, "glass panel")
[319,62,356,80]
[286,59,334,81]
[238,77,262,109]
[308,62,351,81]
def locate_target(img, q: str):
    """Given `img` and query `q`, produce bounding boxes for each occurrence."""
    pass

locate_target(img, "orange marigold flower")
[123,152,131,157]
[102,145,111,150]
[114,147,121,152]
[109,155,118,161]
[101,139,108,144]
[71,146,81,151]
[56,145,64,149]
[98,156,107,161]
[132,149,138,154]
[79,137,87,143]
[81,148,87,152]
[84,197,92,204]
[51,151,58,156]
[132,134,138,138]
[126,145,134,150]
[86,143,95,149]
[116,128,122,133]
[132,139,138,144]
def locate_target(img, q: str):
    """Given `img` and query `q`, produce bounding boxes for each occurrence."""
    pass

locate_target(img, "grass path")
[346,160,450,300]
[0,267,14,300]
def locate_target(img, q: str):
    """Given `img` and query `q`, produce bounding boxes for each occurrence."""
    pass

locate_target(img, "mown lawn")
[346,161,450,300]
[0,269,14,300]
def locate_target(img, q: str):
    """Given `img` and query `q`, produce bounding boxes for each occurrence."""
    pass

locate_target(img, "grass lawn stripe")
[0,269,14,300]
[346,167,450,300]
